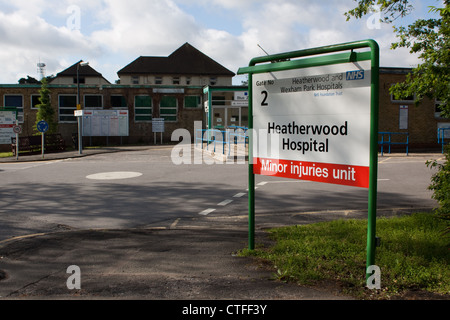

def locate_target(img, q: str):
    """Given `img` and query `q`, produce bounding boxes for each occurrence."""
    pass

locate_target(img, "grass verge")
[0,152,13,158]
[240,212,449,299]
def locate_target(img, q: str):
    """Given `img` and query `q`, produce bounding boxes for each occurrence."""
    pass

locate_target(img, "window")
[111,95,127,109]
[84,95,103,109]
[212,95,226,106]
[186,77,191,85]
[31,94,40,109]
[134,95,152,122]
[160,96,177,122]
[210,77,217,85]
[172,77,180,85]
[131,76,139,85]
[435,100,444,118]
[58,95,77,123]
[73,77,85,84]
[155,77,163,85]
[4,95,24,122]
[390,85,414,103]
[391,94,414,103]
[184,95,201,108]
[31,94,51,109]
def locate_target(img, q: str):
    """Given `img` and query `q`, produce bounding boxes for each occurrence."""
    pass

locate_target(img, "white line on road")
[199,208,216,216]
[170,218,180,229]
[233,192,246,198]
[218,199,233,206]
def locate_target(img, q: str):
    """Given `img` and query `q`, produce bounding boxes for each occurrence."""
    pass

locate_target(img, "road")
[0,146,441,242]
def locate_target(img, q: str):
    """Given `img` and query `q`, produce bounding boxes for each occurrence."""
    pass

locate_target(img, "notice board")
[0,109,17,144]
[82,110,129,137]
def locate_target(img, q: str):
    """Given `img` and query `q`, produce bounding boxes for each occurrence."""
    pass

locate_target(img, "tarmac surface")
[0,147,357,301]
[0,147,445,304]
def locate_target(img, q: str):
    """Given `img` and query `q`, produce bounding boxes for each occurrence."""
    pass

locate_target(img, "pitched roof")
[54,61,111,83]
[117,43,235,77]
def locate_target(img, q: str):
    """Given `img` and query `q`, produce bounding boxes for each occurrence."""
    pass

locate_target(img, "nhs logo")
[346,70,365,80]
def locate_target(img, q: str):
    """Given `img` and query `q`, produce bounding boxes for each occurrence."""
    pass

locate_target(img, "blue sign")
[37,120,49,133]
[346,70,365,80]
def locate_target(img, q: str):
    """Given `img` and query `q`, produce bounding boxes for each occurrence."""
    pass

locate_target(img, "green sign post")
[238,39,379,280]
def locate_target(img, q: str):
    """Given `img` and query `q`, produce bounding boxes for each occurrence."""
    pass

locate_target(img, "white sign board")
[232,91,249,106]
[399,105,408,130]
[0,110,16,144]
[252,61,371,188]
[81,110,129,137]
[152,118,165,133]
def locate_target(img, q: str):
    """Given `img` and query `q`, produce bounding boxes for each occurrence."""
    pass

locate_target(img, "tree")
[34,77,57,134]
[345,0,450,117]
[18,76,40,84]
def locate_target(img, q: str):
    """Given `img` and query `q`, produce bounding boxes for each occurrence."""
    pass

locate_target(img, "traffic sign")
[13,125,22,134]
[37,120,49,133]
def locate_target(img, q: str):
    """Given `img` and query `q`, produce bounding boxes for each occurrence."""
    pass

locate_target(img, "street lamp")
[76,60,89,154]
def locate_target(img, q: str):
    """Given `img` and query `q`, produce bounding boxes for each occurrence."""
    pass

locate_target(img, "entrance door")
[227,107,241,128]
[211,106,248,129]
[212,107,226,129]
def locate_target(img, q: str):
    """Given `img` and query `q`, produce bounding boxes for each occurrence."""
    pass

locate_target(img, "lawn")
[0,152,13,158]
[241,212,449,299]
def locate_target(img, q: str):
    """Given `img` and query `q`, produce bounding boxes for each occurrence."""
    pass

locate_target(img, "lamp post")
[76,60,89,154]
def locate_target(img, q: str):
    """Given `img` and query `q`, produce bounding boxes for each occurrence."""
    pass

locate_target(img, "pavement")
[0,147,443,303]
[0,145,145,163]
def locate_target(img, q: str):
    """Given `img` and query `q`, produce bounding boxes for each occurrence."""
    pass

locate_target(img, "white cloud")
[91,0,200,55]
[0,0,436,83]
[0,6,103,82]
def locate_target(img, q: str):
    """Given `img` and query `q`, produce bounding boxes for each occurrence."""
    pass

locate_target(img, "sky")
[0,0,443,85]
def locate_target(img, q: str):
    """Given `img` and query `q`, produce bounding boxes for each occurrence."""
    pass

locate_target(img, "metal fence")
[378,132,409,156]
[437,127,450,153]
[195,126,248,155]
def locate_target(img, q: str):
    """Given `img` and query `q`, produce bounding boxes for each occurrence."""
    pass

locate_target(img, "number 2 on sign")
[261,90,268,106]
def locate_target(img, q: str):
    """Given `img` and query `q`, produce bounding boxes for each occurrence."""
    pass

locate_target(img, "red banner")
[253,157,370,188]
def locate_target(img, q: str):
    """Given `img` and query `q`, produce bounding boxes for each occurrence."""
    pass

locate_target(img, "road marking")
[86,171,143,180]
[170,218,180,229]
[257,181,268,186]
[0,233,47,245]
[233,192,246,198]
[199,208,216,216]
[378,157,391,163]
[218,199,233,206]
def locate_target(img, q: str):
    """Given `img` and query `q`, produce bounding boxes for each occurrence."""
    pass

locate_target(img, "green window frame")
[184,95,201,108]
[160,96,177,122]
[134,95,152,122]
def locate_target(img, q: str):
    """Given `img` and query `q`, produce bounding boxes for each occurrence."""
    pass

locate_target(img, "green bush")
[427,145,450,234]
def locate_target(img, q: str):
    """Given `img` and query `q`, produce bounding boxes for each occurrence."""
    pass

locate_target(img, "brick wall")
[2,71,449,153]
[379,68,450,150]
